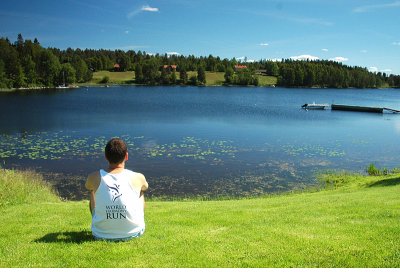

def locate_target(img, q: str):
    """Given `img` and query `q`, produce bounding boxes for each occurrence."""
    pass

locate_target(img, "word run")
[105,205,127,219]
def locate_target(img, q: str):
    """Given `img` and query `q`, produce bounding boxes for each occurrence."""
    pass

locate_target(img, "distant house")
[161,65,177,73]
[113,63,121,72]
[234,65,247,71]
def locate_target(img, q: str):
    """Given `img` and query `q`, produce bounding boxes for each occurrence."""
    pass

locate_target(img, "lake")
[1,86,400,200]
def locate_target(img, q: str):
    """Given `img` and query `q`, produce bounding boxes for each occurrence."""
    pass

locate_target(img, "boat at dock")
[301,103,329,110]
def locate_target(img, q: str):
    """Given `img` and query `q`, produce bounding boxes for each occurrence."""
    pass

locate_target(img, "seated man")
[85,138,149,241]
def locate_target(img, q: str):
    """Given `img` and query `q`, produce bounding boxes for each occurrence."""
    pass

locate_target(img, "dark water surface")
[1,86,400,199]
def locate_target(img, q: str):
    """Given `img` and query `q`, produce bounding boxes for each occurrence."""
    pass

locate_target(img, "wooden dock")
[331,104,384,113]
[302,103,400,114]
[383,107,400,113]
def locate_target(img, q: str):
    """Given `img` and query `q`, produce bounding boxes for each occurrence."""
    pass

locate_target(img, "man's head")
[105,138,128,164]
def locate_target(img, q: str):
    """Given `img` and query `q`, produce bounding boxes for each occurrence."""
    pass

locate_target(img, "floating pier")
[331,104,383,113]
[302,103,400,114]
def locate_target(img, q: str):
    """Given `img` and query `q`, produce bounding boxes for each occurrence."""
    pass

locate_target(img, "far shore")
[4,69,400,92]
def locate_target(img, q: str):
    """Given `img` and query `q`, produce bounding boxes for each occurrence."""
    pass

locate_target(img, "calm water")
[1,86,400,199]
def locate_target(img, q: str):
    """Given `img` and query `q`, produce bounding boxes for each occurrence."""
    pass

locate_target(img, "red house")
[161,65,177,72]
[113,63,121,72]
[234,65,247,71]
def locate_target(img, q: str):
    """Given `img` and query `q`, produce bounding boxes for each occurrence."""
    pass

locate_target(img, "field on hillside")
[87,71,277,87]
[88,71,135,85]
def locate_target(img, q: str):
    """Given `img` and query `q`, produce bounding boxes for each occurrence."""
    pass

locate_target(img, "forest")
[1,34,400,89]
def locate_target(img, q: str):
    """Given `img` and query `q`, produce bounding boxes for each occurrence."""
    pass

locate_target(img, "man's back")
[86,169,148,240]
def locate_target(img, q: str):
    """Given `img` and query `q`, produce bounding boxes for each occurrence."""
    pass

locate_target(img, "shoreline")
[0,85,80,93]
[2,84,398,93]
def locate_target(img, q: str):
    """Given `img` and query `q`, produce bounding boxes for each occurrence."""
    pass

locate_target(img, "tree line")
[0,34,92,88]
[1,34,399,89]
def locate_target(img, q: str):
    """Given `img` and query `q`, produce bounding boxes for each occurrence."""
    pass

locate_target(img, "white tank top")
[91,169,145,239]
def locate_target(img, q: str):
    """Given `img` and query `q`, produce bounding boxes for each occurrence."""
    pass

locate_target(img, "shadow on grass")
[34,230,93,244]
[367,177,400,187]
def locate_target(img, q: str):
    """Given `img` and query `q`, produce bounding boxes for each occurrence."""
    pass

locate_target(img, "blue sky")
[1,0,399,74]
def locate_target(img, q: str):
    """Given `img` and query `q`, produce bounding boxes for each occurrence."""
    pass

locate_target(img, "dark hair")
[105,138,127,164]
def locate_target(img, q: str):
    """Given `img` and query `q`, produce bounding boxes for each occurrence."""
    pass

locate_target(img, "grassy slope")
[88,71,277,87]
[0,170,399,268]
[88,71,135,85]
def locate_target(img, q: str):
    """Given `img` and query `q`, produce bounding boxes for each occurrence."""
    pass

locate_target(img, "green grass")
[257,75,278,86]
[185,71,225,86]
[88,71,135,85]
[0,169,60,207]
[204,72,225,85]
[1,169,399,268]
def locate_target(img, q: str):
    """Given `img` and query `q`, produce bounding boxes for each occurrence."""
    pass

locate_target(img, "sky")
[0,0,399,75]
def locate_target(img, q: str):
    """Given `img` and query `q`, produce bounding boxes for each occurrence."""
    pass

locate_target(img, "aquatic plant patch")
[282,143,346,158]
[0,132,238,163]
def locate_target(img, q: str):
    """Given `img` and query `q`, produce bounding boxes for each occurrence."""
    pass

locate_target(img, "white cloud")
[127,5,159,18]
[166,52,180,56]
[266,58,282,62]
[259,43,269,46]
[392,42,400,46]
[329,57,349,62]
[290,54,319,61]
[321,48,329,52]
[141,5,159,12]
[368,67,392,73]
[353,1,400,13]
[235,57,255,63]
[124,30,130,34]
[369,67,378,73]
[360,49,368,53]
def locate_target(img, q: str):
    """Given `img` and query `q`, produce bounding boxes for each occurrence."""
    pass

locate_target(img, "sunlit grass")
[88,71,135,85]
[1,169,399,267]
[0,169,60,207]
[256,75,277,86]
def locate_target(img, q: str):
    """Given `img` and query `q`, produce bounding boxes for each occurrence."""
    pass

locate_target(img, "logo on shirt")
[107,184,122,202]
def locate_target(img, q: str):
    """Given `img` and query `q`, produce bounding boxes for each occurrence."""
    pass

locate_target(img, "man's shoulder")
[125,169,145,179]
[125,170,148,189]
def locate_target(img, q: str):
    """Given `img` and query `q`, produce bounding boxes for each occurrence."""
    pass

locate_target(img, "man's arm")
[137,173,148,208]
[89,190,95,215]
[139,173,149,192]
[85,171,100,215]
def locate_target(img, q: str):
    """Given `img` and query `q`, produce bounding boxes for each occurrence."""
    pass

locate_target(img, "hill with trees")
[1,34,399,89]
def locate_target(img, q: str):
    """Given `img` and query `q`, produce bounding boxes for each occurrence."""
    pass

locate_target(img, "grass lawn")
[1,169,399,268]
[88,71,135,85]
[257,75,278,86]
